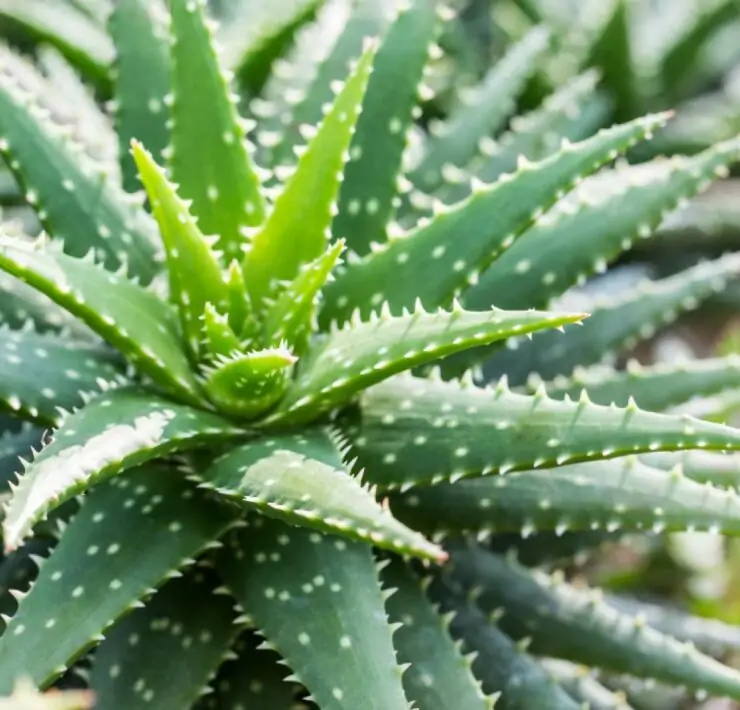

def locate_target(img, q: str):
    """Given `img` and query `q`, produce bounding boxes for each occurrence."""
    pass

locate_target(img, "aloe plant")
[1,0,740,708]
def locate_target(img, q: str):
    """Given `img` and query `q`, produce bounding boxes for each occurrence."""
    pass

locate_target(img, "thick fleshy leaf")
[409,26,551,194]
[268,304,585,425]
[537,356,740,412]
[485,252,740,385]
[216,519,410,710]
[641,450,740,490]
[333,0,439,256]
[466,137,740,312]
[132,142,230,356]
[0,328,122,426]
[380,557,494,709]
[168,0,266,260]
[0,74,159,283]
[390,457,740,538]
[262,240,344,355]
[199,303,242,362]
[342,374,740,491]
[542,658,635,710]
[428,576,579,710]
[0,425,44,493]
[197,430,444,561]
[0,467,240,692]
[448,546,740,701]
[243,43,375,307]
[265,0,394,162]
[109,0,171,192]
[0,0,113,86]
[202,347,296,419]
[0,238,203,405]
[90,567,239,709]
[2,387,242,550]
[322,113,671,324]
[193,630,303,709]
[0,539,52,636]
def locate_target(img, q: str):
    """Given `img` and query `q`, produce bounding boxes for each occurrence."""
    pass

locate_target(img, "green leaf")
[0,0,113,88]
[0,539,52,636]
[2,387,242,550]
[332,0,439,256]
[465,136,740,312]
[342,374,740,491]
[219,0,324,95]
[243,43,376,308]
[262,239,343,354]
[168,0,266,261]
[409,26,551,194]
[0,75,159,284]
[428,577,579,710]
[89,567,239,709]
[0,238,203,405]
[269,304,585,425]
[447,546,740,701]
[201,347,296,419]
[390,456,740,538]
[224,261,254,341]
[473,70,611,185]
[132,142,230,357]
[0,328,123,426]
[0,426,44,493]
[542,658,636,710]
[109,0,171,193]
[585,0,641,122]
[380,557,494,709]
[193,630,304,709]
[0,466,240,692]
[197,429,444,561]
[265,0,394,163]
[216,519,410,710]
[641,450,740,491]
[321,113,671,324]
[536,355,740,412]
[199,303,242,362]
[484,253,740,385]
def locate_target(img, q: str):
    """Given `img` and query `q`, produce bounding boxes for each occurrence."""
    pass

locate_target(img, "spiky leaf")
[0,238,203,404]
[269,305,585,425]
[322,113,671,323]
[244,43,375,307]
[2,387,242,550]
[198,429,444,560]
[448,546,740,701]
[89,567,239,709]
[0,76,158,282]
[199,303,242,362]
[168,0,265,259]
[132,142,230,357]
[217,519,410,710]
[0,467,240,692]
[380,557,493,709]
[343,374,740,491]
[109,0,170,192]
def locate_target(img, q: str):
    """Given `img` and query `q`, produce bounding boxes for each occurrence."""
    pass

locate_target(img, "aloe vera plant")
[1,0,740,708]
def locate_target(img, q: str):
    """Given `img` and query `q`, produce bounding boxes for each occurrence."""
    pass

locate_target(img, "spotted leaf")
[0,238,203,405]
[390,457,740,538]
[216,519,410,710]
[89,567,239,710]
[447,546,740,701]
[380,557,494,710]
[132,142,230,358]
[268,304,585,425]
[109,0,171,192]
[2,387,242,551]
[342,374,740,491]
[0,467,240,692]
[0,328,123,426]
[333,0,439,256]
[244,43,375,308]
[197,429,444,561]
[0,73,158,283]
[168,0,266,260]
[199,303,242,362]
[641,450,740,490]
[322,113,671,324]
[466,136,740,312]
